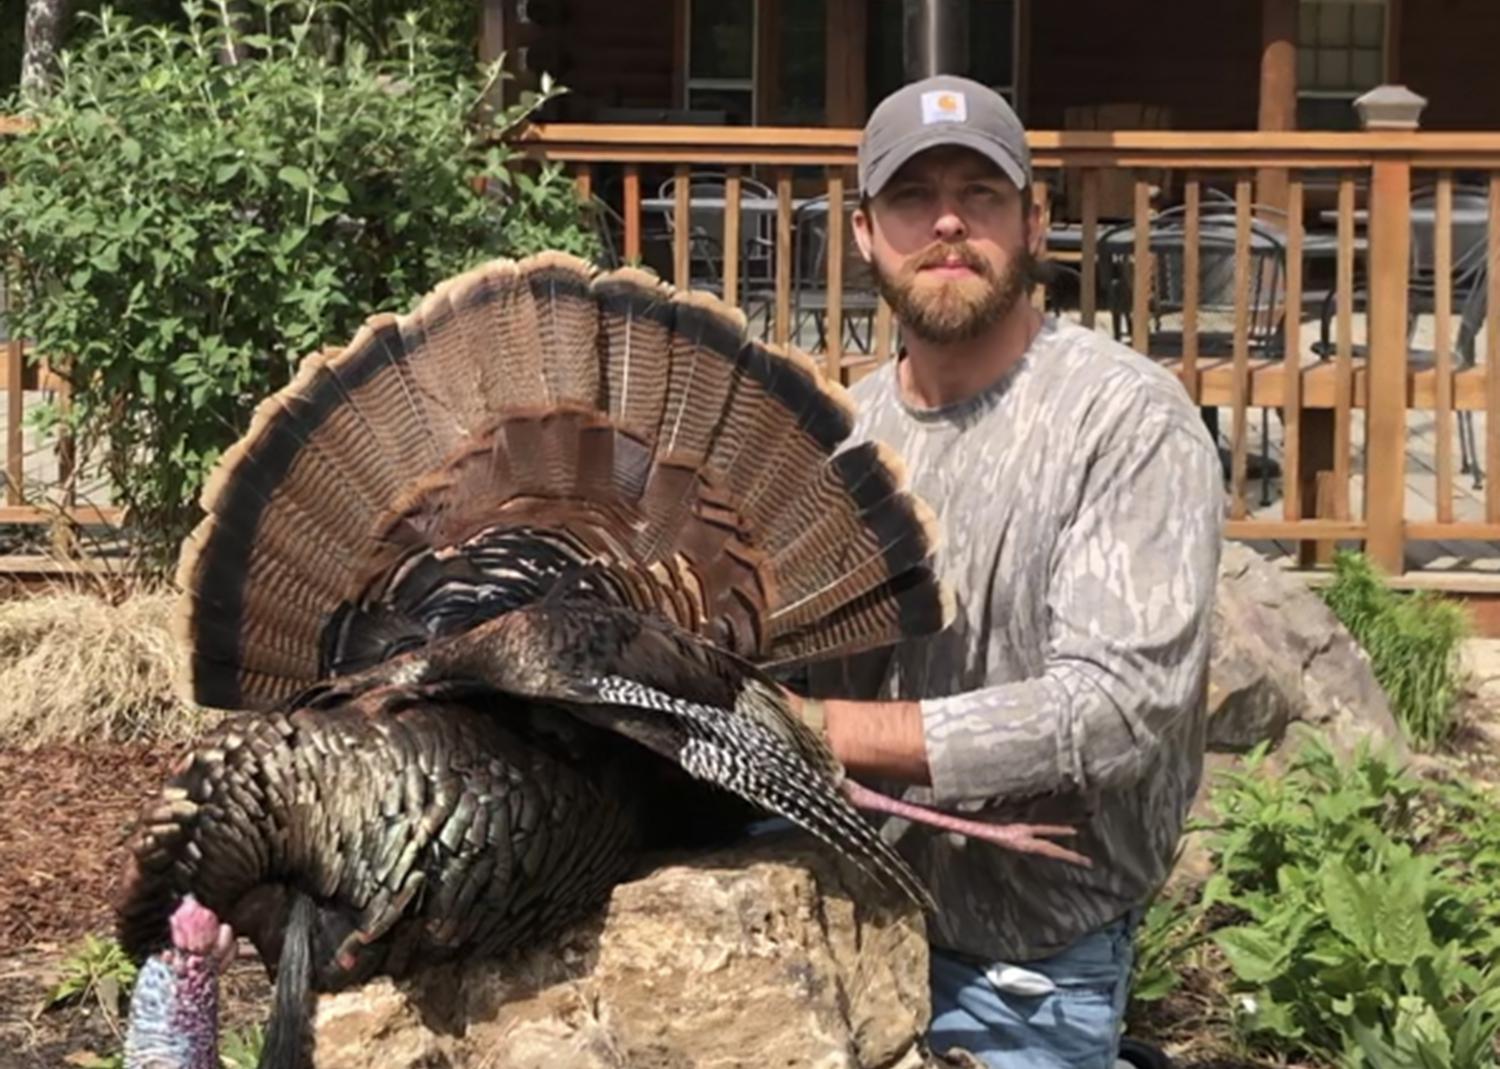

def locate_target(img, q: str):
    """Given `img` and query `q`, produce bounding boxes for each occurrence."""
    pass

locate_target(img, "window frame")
[1297,0,1390,101]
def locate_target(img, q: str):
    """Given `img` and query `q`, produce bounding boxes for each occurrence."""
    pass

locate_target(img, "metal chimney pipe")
[903,0,969,81]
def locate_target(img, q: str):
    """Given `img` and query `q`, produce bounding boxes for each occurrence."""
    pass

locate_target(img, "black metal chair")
[1099,206,1291,504]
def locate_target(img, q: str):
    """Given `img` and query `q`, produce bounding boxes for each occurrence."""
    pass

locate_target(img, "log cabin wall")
[1397,0,1500,130]
[1022,0,1263,131]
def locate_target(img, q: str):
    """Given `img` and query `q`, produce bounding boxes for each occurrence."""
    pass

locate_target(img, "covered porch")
[481,0,1500,135]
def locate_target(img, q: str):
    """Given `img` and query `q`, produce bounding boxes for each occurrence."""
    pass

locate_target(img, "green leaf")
[1370,855,1433,966]
[1201,872,1232,910]
[1213,926,1286,984]
[120,138,142,166]
[1321,860,1378,955]
[276,165,313,191]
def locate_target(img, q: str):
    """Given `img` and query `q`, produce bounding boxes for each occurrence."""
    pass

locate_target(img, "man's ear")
[852,205,875,262]
[1026,198,1045,257]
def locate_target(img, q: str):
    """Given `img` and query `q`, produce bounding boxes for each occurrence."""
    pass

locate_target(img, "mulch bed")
[0,743,185,952]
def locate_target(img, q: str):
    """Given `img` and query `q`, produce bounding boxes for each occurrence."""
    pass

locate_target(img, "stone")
[310,833,943,1069]
[1207,543,1405,758]
[1169,544,1408,891]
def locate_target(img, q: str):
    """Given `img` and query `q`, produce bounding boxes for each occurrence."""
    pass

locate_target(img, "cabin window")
[1298,0,1387,130]
[775,0,827,125]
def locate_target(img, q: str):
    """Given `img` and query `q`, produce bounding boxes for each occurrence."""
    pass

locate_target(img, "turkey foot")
[841,780,1092,867]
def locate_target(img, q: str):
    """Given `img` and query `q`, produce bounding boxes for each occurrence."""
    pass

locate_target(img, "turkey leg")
[840,779,1092,867]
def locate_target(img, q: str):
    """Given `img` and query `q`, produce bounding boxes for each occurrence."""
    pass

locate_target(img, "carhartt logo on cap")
[921,90,967,125]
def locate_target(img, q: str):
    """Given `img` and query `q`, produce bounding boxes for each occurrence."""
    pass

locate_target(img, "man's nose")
[933,203,967,241]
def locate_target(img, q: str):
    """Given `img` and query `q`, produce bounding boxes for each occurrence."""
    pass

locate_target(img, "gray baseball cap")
[858,75,1031,198]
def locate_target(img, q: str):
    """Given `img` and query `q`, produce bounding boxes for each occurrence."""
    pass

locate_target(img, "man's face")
[853,146,1042,345]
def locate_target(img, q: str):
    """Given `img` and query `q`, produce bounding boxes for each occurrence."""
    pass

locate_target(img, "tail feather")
[260,891,315,1069]
[338,315,453,471]
[525,252,605,408]
[595,267,675,434]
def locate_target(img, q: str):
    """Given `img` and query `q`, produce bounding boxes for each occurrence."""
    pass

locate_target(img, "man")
[797,76,1224,1068]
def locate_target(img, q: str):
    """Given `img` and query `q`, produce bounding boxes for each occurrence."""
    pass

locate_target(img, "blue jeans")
[928,913,1138,1069]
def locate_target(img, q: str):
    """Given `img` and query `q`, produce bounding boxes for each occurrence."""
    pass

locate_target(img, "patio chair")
[790,193,881,356]
[1314,184,1491,485]
[656,170,778,322]
[1099,207,1290,504]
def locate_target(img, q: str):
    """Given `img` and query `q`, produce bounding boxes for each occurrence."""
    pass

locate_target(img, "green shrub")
[1194,739,1500,1066]
[1321,551,1470,750]
[0,1,596,568]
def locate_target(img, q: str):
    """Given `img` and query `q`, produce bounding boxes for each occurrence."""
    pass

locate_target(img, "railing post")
[1364,155,1411,575]
[4,336,21,507]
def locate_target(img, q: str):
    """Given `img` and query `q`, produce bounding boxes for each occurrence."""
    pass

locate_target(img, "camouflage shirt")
[807,316,1224,963]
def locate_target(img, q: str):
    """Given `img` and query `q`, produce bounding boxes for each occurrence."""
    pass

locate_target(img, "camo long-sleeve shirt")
[806,316,1224,964]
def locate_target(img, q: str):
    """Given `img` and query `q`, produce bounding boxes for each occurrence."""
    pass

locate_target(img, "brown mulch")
[0,743,187,953]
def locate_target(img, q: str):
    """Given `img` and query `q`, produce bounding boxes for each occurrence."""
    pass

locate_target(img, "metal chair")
[656,171,778,322]
[790,193,881,356]
[1099,207,1290,504]
[1314,184,1491,485]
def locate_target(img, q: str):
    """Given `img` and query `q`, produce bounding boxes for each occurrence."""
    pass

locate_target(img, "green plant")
[1129,888,1207,1007]
[46,934,138,1024]
[1196,739,1500,1066]
[1348,982,1500,1069]
[1320,550,1470,750]
[0,1,596,568]
[221,1024,266,1068]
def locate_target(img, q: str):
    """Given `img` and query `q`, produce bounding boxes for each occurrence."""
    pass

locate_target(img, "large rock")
[1207,542,1405,757]
[1168,543,1408,890]
[310,834,945,1069]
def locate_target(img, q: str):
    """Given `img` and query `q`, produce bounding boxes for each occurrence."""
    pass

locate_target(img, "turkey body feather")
[119,254,956,1067]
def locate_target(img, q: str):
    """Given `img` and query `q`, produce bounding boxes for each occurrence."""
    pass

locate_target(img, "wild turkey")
[116,253,1086,1067]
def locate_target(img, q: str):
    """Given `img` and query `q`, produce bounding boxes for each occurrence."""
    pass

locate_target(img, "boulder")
[1169,543,1408,890]
[311,834,947,1069]
[1207,542,1405,757]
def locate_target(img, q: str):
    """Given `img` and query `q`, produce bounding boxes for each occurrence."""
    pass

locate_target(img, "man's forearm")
[822,698,932,785]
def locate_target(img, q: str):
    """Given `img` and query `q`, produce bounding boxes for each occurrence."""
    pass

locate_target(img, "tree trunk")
[21,0,71,101]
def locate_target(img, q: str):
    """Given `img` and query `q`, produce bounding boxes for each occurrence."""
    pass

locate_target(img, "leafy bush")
[1321,551,1470,750]
[0,1,595,567]
[1196,739,1500,1066]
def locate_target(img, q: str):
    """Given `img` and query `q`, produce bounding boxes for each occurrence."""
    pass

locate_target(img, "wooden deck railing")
[519,124,1500,578]
[5,124,1500,581]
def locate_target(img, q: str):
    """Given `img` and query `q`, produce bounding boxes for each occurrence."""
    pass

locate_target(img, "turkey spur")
[117,253,1087,1067]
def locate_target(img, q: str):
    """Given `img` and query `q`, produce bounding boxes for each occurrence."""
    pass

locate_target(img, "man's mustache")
[903,241,995,279]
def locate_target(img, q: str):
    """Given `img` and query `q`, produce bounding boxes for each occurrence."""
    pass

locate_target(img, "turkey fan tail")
[177,253,949,712]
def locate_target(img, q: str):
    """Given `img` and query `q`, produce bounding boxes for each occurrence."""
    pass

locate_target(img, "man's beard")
[870,240,1034,345]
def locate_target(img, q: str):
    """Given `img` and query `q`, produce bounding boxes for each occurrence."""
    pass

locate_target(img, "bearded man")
[795,77,1225,1068]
